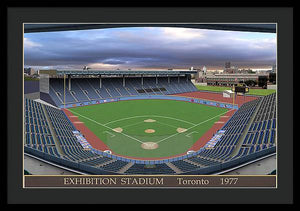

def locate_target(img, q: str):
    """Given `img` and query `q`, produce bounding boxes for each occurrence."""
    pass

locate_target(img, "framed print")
[6,6,293,204]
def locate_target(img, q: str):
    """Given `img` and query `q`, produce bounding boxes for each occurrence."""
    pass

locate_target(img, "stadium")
[24,69,276,175]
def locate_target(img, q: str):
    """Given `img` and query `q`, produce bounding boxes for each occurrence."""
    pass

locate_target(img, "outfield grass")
[69,100,228,158]
[195,85,276,96]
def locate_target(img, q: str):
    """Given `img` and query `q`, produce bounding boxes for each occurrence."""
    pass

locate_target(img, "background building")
[225,62,231,69]
[271,64,277,73]
[24,67,36,76]
[202,66,207,74]
[195,66,209,82]
[224,62,239,74]
[206,73,269,86]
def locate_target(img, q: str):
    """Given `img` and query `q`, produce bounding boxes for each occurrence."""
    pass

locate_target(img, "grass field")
[69,99,228,158]
[195,85,276,96]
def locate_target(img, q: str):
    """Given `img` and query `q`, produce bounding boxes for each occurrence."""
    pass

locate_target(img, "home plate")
[141,142,159,150]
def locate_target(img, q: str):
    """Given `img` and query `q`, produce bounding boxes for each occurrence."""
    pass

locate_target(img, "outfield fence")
[60,95,239,110]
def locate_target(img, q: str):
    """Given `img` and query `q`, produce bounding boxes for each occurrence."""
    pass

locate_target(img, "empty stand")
[47,77,198,107]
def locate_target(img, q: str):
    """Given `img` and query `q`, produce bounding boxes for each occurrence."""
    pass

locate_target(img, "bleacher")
[192,98,261,163]
[24,98,123,173]
[170,160,200,172]
[124,163,176,175]
[168,94,276,172]
[24,98,60,157]
[48,77,198,107]
[233,93,276,159]
[100,160,129,172]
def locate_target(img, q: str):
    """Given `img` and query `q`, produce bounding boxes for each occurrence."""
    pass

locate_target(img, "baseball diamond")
[68,99,229,158]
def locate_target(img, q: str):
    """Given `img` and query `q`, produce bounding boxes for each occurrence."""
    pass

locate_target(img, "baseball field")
[68,99,229,159]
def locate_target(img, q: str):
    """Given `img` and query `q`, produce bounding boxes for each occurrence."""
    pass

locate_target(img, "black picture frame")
[5,6,293,204]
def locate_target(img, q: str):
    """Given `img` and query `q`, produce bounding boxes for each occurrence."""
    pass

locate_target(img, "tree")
[269,73,276,84]
[258,76,268,88]
[245,80,256,87]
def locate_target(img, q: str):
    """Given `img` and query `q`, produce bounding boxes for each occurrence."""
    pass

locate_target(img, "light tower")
[202,66,207,74]
[272,64,277,73]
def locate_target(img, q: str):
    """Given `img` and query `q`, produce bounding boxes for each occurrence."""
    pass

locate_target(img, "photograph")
[23,23,277,188]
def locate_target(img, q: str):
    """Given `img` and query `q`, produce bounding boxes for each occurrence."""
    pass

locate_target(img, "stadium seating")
[48,77,198,107]
[24,92,276,175]
[124,163,176,175]
[233,93,276,159]
[24,98,119,169]
[165,94,276,171]
[24,98,59,157]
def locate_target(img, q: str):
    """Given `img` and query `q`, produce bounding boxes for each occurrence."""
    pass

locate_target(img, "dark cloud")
[24,27,276,70]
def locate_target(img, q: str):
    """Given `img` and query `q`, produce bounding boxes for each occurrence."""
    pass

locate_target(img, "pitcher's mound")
[177,128,187,133]
[144,119,156,123]
[141,142,159,150]
[112,127,123,133]
[145,129,155,133]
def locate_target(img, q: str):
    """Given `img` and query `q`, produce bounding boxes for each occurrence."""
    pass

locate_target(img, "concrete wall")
[267,85,277,90]
[24,81,39,94]
[40,92,58,107]
[24,92,40,100]
[191,80,207,86]
[195,82,208,86]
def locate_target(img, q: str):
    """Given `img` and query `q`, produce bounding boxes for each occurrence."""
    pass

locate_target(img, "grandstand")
[48,76,198,106]
[39,69,198,107]
[24,68,276,175]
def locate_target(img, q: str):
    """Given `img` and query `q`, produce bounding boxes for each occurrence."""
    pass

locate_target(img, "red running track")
[63,109,111,152]
[187,109,236,151]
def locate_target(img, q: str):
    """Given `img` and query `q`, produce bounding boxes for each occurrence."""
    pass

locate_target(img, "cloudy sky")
[24,27,276,71]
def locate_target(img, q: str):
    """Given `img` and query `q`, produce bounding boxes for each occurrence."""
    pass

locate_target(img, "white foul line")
[155,109,233,144]
[69,110,144,144]
[69,109,233,147]
[103,131,115,137]
[186,131,199,138]
[103,115,196,126]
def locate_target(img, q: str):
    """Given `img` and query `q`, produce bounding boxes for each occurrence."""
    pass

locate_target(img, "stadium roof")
[24,24,276,33]
[47,69,198,76]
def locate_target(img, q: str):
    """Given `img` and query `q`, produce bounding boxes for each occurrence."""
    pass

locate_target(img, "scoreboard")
[232,84,249,94]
